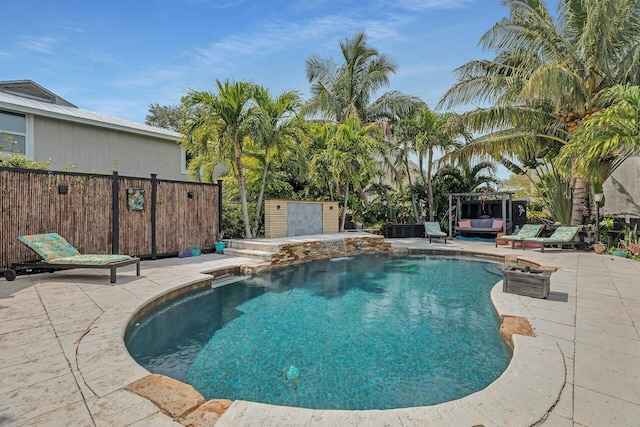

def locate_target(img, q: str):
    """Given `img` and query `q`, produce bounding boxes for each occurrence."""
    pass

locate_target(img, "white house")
[0,80,188,181]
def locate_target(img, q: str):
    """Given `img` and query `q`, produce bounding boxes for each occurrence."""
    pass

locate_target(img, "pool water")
[125,254,511,410]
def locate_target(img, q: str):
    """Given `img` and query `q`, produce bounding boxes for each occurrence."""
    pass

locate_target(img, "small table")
[496,232,507,245]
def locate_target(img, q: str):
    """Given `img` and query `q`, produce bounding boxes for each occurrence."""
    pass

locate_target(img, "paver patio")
[0,236,638,426]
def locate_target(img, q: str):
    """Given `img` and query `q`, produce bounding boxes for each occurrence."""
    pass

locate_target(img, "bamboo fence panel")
[155,181,218,254]
[1,168,221,269]
[118,178,153,257]
[0,169,113,268]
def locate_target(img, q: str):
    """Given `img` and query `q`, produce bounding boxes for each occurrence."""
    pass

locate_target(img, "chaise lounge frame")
[10,258,140,283]
[521,226,583,253]
[11,233,140,283]
[424,221,448,244]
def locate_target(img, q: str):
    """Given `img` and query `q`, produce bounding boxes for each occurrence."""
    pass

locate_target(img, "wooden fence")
[0,167,221,269]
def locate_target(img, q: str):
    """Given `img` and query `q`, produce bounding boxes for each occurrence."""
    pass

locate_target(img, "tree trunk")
[340,183,349,232]
[252,151,270,237]
[404,157,420,222]
[571,176,589,226]
[357,187,368,208]
[427,148,434,222]
[234,141,253,239]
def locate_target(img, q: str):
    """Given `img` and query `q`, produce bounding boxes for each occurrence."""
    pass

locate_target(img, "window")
[0,110,27,154]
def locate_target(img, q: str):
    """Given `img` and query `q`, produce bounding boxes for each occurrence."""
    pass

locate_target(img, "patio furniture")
[10,233,140,283]
[495,224,545,248]
[455,217,508,237]
[424,222,447,244]
[521,226,581,253]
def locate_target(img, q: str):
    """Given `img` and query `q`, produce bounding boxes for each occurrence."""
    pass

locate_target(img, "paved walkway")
[0,238,638,426]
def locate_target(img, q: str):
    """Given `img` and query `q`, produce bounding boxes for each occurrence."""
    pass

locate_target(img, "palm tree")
[307,122,338,201]
[311,117,383,231]
[181,79,257,239]
[395,106,465,221]
[557,84,640,182]
[438,0,640,225]
[247,87,306,236]
[305,31,418,123]
[436,161,500,194]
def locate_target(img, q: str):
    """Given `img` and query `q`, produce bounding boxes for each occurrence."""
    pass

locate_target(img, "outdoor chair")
[521,226,582,253]
[424,221,447,244]
[495,224,545,249]
[16,233,140,283]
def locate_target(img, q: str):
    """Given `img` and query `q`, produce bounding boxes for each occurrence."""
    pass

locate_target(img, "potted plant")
[591,242,607,254]
[618,224,640,258]
[214,231,226,254]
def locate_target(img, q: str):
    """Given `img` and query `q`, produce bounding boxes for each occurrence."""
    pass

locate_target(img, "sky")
[0,0,527,125]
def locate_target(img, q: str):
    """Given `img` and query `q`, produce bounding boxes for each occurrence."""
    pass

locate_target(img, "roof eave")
[0,101,182,142]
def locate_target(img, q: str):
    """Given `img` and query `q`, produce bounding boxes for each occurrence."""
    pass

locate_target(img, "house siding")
[603,155,640,216]
[33,116,187,180]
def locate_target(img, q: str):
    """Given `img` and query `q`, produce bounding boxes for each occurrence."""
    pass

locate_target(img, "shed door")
[287,203,323,236]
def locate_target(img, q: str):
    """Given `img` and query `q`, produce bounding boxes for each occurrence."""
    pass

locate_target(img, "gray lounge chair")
[424,222,447,244]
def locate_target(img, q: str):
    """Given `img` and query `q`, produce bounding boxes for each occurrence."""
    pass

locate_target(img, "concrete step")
[226,239,281,253]
[222,247,274,262]
[210,275,252,288]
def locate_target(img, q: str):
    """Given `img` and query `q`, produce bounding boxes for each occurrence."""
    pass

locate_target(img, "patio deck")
[1,235,639,426]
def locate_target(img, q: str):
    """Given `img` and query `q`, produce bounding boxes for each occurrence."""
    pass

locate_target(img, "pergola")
[448,192,515,238]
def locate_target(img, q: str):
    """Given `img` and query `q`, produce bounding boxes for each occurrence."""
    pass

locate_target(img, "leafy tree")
[181,79,257,238]
[145,103,186,131]
[0,132,51,169]
[439,0,640,225]
[558,84,640,182]
[310,117,383,231]
[0,153,51,169]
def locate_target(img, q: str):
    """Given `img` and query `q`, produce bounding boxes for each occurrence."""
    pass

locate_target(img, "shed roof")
[0,84,181,141]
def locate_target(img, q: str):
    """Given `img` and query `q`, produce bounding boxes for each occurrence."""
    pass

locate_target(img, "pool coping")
[77,249,566,426]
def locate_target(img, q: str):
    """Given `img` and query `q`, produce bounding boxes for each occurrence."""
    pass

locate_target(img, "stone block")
[180,399,233,427]
[126,374,205,418]
[500,316,535,349]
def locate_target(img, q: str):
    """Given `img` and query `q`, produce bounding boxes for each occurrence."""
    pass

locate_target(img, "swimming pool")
[125,254,511,410]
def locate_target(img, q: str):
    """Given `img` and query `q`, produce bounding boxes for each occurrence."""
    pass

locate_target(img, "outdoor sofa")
[15,233,140,283]
[455,217,507,237]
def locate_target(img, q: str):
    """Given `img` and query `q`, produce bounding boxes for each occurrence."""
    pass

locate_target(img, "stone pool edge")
[76,251,566,426]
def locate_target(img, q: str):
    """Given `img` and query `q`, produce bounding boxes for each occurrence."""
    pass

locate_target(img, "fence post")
[112,171,119,254]
[151,174,158,259]
[217,179,223,236]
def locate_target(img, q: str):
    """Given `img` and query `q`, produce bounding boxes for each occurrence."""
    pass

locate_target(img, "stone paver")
[0,237,638,426]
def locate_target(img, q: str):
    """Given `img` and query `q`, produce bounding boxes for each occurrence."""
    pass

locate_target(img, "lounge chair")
[521,226,582,253]
[424,221,447,244]
[16,233,140,283]
[495,224,545,248]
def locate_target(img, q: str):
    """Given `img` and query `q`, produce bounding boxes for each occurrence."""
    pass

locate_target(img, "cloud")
[82,50,122,65]
[189,12,408,69]
[114,68,187,88]
[52,23,86,33]
[392,0,474,11]
[16,36,61,54]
